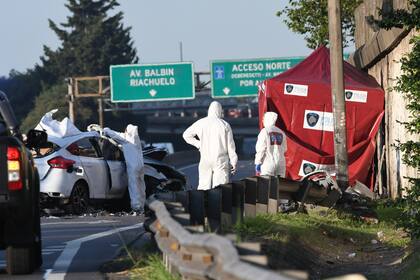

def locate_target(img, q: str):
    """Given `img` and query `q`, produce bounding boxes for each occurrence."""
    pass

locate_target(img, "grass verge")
[234,204,413,278]
[102,235,180,280]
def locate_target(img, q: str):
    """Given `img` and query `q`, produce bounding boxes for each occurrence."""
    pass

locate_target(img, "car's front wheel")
[69,181,90,214]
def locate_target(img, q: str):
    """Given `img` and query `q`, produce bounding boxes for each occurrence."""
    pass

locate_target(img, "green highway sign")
[211,57,305,98]
[110,62,194,102]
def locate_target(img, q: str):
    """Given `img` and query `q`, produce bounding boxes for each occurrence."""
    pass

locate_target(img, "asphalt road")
[0,215,144,280]
[179,160,254,189]
[0,159,253,279]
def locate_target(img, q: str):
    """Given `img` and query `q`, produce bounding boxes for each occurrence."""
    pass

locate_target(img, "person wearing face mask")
[255,112,287,177]
[183,101,238,190]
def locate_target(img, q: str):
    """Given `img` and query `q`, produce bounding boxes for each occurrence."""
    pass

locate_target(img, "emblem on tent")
[345,91,353,100]
[285,85,294,93]
[303,163,317,174]
[306,113,319,127]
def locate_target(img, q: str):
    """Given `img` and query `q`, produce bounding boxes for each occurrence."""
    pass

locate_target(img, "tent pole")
[328,0,349,190]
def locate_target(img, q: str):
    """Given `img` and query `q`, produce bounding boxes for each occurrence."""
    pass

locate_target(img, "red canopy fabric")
[258,46,384,187]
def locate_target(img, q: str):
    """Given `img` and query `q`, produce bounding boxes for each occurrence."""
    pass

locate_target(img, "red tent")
[258,46,384,187]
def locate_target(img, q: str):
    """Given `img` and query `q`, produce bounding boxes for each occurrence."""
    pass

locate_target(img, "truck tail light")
[48,156,75,169]
[7,146,22,191]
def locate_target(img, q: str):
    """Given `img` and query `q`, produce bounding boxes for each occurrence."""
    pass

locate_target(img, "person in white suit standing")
[183,101,238,190]
[255,112,287,177]
[89,124,146,215]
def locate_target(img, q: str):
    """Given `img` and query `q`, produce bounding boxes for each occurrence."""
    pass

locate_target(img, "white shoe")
[130,209,144,217]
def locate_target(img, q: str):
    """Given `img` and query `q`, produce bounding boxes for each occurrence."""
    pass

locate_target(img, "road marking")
[45,223,143,280]
[45,245,65,249]
[42,220,119,226]
[179,163,198,172]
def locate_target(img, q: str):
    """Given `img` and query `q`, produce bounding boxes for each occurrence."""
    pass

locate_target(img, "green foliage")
[376,0,420,30]
[0,70,42,122]
[38,0,138,86]
[24,0,139,129]
[398,179,420,239]
[376,1,420,239]
[235,208,409,248]
[21,84,68,133]
[130,254,180,280]
[277,0,362,49]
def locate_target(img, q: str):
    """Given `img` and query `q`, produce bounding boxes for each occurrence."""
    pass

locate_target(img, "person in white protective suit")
[102,125,146,213]
[255,112,287,177]
[183,101,238,190]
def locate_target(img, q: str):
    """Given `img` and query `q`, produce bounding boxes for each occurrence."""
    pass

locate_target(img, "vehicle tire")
[69,181,90,214]
[6,246,35,275]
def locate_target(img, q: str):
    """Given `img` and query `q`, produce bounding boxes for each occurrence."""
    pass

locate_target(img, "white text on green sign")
[211,57,305,98]
[110,62,194,102]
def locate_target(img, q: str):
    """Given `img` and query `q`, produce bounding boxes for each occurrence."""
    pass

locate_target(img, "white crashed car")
[33,131,186,214]
[33,131,131,213]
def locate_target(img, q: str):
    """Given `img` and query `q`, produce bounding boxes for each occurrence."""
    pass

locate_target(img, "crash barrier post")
[221,183,233,232]
[268,176,280,213]
[147,198,295,280]
[188,190,205,227]
[256,176,270,214]
[243,177,258,217]
[206,188,222,233]
[232,181,245,225]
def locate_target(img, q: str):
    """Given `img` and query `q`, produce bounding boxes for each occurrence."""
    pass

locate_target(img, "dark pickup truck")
[0,90,43,274]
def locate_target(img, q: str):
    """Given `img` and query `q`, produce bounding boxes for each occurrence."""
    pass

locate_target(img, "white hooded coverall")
[103,125,146,211]
[183,101,238,190]
[255,112,287,177]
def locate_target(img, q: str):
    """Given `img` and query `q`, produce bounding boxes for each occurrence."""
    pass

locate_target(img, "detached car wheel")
[69,182,90,214]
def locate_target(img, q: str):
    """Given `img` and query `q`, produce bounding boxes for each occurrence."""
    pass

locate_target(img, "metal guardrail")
[147,198,295,280]
[146,174,364,280]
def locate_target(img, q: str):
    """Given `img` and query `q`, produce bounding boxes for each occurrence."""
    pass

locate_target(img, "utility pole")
[67,78,75,123]
[98,98,104,127]
[98,77,104,127]
[328,0,349,190]
[179,41,183,62]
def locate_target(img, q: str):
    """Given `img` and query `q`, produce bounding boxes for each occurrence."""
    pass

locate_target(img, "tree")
[21,84,68,132]
[38,0,138,86]
[277,0,362,49]
[23,0,139,130]
[376,0,420,238]
[0,70,42,122]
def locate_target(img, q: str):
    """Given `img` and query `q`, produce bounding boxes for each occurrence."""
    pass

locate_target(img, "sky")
[0,0,314,77]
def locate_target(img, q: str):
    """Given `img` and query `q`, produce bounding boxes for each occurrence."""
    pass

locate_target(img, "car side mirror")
[26,129,48,149]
